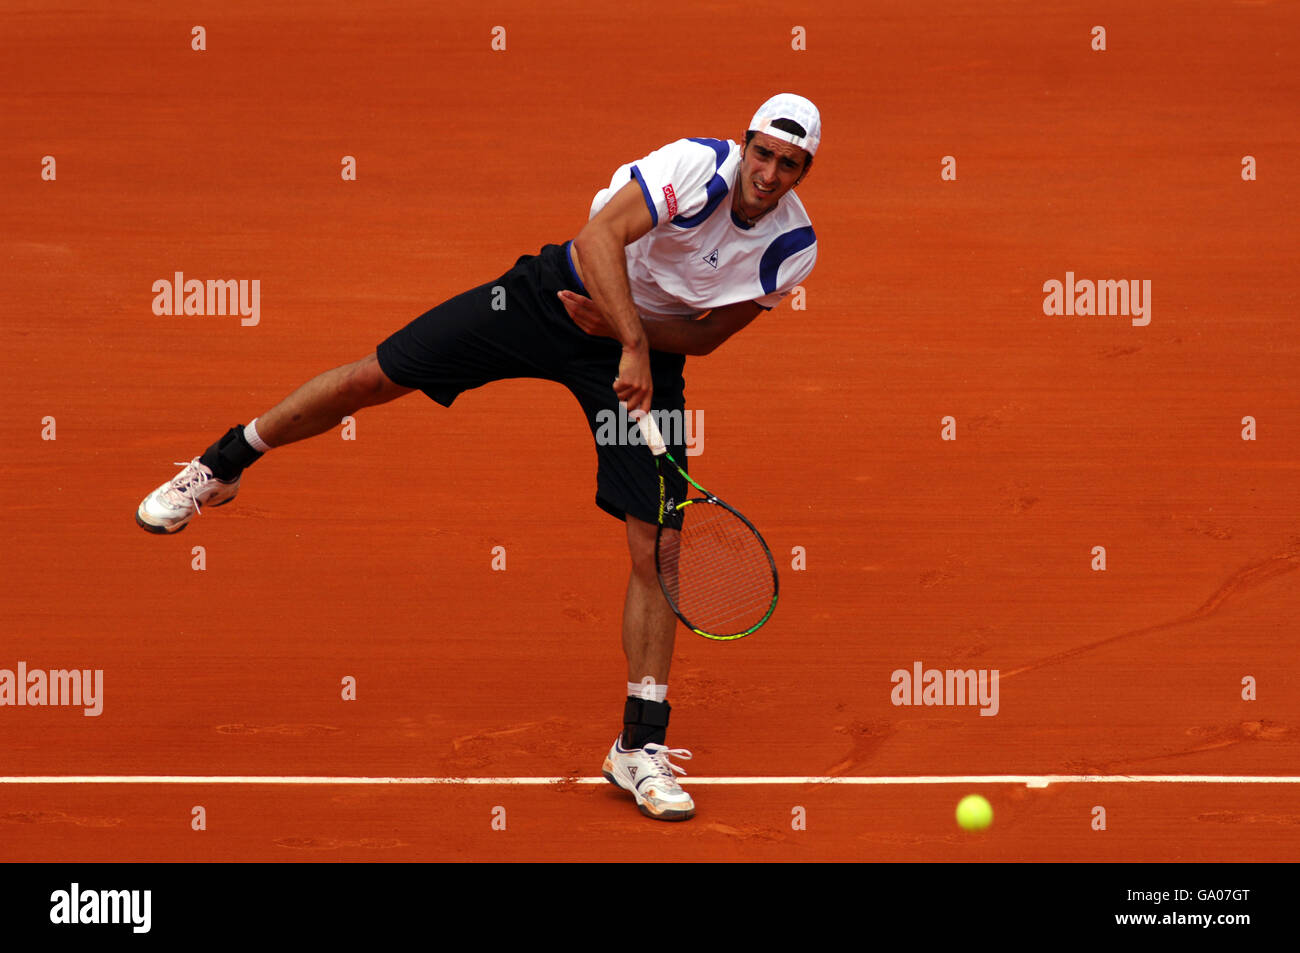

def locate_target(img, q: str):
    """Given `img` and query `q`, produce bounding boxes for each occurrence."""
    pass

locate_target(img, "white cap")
[748,93,821,157]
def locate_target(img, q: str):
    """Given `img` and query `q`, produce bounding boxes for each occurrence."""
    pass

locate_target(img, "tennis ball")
[955,794,993,831]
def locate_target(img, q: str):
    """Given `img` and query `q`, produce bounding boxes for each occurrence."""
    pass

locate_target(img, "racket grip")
[634,410,668,456]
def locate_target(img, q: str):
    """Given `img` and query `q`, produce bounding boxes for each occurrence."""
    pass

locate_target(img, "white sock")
[627,679,668,703]
[244,418,272,453]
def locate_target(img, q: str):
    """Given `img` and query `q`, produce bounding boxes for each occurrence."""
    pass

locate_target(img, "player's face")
[734,132,810,221]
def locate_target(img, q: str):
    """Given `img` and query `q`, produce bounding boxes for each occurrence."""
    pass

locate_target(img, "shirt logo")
[662,184,678,218]
[702,248,720,269]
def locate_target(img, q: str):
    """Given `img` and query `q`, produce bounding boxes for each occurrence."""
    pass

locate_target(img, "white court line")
[0,775,1297,786]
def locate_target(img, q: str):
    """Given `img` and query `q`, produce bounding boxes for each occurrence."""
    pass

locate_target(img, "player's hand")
[557,290,614,338]
[614,345,652,415]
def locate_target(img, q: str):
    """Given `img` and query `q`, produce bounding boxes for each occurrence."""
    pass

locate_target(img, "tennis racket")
[635,411,779,641]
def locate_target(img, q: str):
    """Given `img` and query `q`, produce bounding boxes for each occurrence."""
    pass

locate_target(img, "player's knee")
[339,354,400,408]
[626,517,657,577]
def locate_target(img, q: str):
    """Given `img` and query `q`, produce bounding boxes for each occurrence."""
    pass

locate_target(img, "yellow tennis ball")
[956,794,993,831]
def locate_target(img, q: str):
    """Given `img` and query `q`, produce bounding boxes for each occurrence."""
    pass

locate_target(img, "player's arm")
[640,301,764,356]
[570,181,657,413]
[558,295,765,356]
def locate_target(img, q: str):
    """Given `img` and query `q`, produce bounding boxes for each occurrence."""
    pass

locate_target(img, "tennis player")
[136,93,820,821]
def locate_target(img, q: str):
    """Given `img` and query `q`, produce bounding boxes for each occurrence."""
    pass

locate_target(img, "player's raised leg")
[248,352,414,447]
[135,352,413,534]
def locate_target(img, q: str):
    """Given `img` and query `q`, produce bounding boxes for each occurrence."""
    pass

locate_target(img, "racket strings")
[660,502,776,635]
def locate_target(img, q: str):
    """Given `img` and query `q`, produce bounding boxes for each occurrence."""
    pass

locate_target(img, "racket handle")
[634,410,668,456]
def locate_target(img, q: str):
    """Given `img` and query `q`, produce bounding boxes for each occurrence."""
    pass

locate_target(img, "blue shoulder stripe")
[759,226,817,295]
[672,138,731,229]
[686,137,729,165]
[629,165,658,227]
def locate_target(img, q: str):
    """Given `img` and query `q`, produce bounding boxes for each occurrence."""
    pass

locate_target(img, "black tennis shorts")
[376,241,688,527]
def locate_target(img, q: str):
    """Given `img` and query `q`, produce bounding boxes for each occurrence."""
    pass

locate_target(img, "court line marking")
[1,775,1297,786]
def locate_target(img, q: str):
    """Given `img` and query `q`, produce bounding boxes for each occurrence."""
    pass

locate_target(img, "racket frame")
[635,411,780,641]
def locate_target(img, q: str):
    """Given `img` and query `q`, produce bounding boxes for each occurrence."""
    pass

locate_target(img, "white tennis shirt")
[588,137,817,317]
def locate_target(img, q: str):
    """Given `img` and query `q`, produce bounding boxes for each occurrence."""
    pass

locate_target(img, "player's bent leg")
[254,352,414,448]
[135,351,414,535]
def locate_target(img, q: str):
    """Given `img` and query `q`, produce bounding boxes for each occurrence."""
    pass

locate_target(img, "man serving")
[137,93,821,822]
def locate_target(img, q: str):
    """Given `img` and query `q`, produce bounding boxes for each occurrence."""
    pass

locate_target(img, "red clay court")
[1,1,1298,863]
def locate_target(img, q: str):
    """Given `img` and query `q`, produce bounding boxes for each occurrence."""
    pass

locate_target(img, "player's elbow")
[693,302,763,356]
[695,328,728,356]
[571,225,598,263]
[574,220,623,257]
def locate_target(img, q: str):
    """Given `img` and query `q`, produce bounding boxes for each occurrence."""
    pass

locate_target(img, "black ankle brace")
[200,425,263,481]
[622,697,671,749]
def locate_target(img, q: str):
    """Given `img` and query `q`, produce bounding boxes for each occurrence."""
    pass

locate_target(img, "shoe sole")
[135,493,237,535]
[602,769,695,822]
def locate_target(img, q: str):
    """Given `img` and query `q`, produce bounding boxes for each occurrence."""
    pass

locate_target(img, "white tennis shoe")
[602,738,696,821]
[135,459,240,534]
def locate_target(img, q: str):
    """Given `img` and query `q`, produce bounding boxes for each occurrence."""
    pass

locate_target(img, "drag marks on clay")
[1195,811,1300,826]
[548,772,588,792]
[1087,721,1293,772]
[1184,720,1289,744]
[826,720,897,777]
[918,567,958,588]
[274,835,407,851]
[391,712,453,741]
[825,716,991,778]
[669,669,777,708]
[1161,720,1291,760]
[700,821,784,842]
[918,552,968,588]
[557,588,611,624]
[216,723,342,736]
[949,628,997,662]
[451,720,555,752]
[1096,344,1143,359]
[573,809,785,842]
[446,718,589,777]
[853,830,970,849]
[963,401,1028,438]
[1002,543,1300,679]
[1188,543,1300,619]
[1000,481,1040,514]
[1181,519,1235,541]
[5,241,75,261]
[1057,758,1115,777]
[0,809,122,828]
